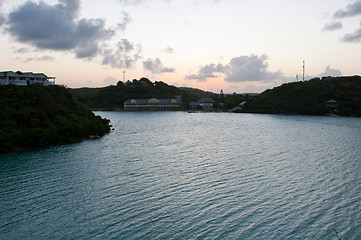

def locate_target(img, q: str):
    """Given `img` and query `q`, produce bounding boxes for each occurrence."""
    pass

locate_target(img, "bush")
[0,85,111,153]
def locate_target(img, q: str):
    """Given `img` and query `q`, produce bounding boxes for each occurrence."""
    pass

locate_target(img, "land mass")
[242,76,361,117]
[0,84,111,153]
[70,77,249,111]
[71,76,361,117]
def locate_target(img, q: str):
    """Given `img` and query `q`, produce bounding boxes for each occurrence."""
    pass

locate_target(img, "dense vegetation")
[71,76,360,117]
[71,78,183,110]
[0,84,111,153]
[243,76,361,117]
[71,77,249,110]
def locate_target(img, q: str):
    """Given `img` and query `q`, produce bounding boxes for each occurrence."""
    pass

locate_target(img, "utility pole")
[303,60,305,81]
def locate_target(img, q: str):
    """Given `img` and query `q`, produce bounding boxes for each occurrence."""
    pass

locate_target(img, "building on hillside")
[124,98,182,111]
[0,71,55,86]
[325,99,339,114]
[198,97,215,110]
[189,102,200,110]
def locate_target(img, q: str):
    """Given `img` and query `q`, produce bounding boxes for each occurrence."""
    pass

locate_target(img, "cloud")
[342,27,361,42]
[118,0,144,4]
[143,58,175,74]
[22,56,55,62]
[225,55,283,82]
[104,76,118,85]
[163,46,174,54]
[334,0,361,18]
[102,39,142,68]
[186,54,283,83]
[185,63,228,82]
[0,14,5,26]
[5,0,115,59]
[118,0,170,5]
[117,0,216,5]
[193,0,220,4]
[323,21,343,31]
[15,47,29,53]
[59,0,81,19]
[324,1,361,42]
[319,66,342,76]
[0,0,4,26]
[117,11,132,31]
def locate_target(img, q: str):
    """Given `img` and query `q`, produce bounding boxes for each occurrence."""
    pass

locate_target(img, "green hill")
[71,78,182,109]
[71,77,250,111]
[71,78,219,110]
[0,84,111,153]
[243,76,361,117]
[70,76,360,117]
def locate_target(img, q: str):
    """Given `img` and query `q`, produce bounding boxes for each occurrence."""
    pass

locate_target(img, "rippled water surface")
[1,112,361,239]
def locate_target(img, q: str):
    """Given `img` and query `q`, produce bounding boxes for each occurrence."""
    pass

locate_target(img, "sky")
[0,0,360,93]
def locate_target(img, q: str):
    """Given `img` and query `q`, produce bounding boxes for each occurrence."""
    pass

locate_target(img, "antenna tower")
[302,60,305,81]
[123,71,126,82]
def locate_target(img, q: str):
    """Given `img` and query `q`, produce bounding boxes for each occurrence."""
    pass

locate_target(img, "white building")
[124,98,182,111]
[0,71,55,86]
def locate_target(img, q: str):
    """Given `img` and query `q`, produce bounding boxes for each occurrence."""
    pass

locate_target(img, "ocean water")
[1,112,361,239]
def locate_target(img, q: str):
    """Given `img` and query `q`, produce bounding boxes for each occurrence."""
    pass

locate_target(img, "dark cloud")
[59,0,81,19]
[334,0,361,18]
[342,27,361,42]
[0,0,5,26]
[102,39,142,68]
[186,54,283,83]
[143,58,175,74]
[324,1,361,43]
[0,14,4,26]
[6,0,115,59]
[323,21,343,31]
[185,63,228,82]
[0,0,4,26]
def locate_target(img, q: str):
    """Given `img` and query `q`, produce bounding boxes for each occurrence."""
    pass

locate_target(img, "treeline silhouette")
[71,76,360,117]
[0,84,111,153]
[243,76,361,116]
[71,77,248,110]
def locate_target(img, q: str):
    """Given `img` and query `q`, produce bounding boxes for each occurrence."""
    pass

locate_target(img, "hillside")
[243,76,361,117]
[71,78,250,111]
[0,84,111,153]
[71,78,218,110]
[71,76,361,117]
[71,78,183,109]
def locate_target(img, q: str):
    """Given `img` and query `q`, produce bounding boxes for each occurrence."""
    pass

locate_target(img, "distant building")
[198,97,215,110]
[189,102,199,109]
[0,71,55,86]
[124,98,182,111]
[325,99,339,114]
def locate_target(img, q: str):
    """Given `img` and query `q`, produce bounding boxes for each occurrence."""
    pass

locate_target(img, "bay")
[1,112,361,239]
